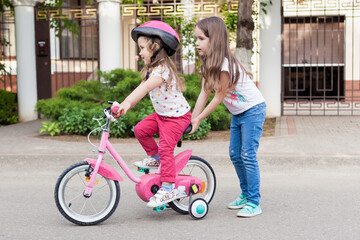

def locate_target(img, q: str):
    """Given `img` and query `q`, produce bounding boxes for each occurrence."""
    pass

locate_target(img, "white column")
[98,0,122,72]
[11,0,44,122]
[259,1,281,117]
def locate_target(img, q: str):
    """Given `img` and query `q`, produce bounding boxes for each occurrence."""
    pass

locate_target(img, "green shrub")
[109,116,128,138]
[58,108,90,135]
[0,89,18,125]
[39,121,61,136]
[56,88,83,101]
[97,68,141,88]
[207,104,232,130]
[36,68,232,139]
[182,73,202,101]
[36,98,100,120]
[107,72,142,103]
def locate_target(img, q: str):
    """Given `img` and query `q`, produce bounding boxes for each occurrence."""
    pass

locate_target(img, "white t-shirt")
[149,65,191,117]
[221,58,265,115]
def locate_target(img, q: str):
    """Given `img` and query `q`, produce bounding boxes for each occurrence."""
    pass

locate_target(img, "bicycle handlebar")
[106,101,192,134]
[102,101,117,122]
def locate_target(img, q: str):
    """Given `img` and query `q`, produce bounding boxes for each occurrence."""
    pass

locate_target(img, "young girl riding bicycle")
[190,17,266,218]
[112,21,191,208]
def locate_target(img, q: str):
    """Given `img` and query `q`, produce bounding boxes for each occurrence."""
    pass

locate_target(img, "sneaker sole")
[134,163,159,169]
[227,204,246,210]
[147,194,187,208]
[236,210,262,218]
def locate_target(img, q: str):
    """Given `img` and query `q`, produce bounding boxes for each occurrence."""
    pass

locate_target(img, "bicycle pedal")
[190,184,199,194]
[153,204,167,212]
[137,167,150,174]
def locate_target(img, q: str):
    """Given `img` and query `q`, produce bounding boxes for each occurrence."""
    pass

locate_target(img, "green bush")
[36,98,100,120]
[57,107,127,137]
[36,68,232,138]
[56,80,107,103]
[207,104,232,130]
[0,89,18,125]
[97,68,141,88]
[39,121,61,136]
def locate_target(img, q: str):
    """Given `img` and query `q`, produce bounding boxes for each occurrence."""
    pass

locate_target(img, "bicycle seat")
[177,125,192,148]
[183,124,192,135]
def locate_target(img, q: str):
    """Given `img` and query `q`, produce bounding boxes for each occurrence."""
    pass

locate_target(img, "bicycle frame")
[83,110,198,200]
[83,115,141,197]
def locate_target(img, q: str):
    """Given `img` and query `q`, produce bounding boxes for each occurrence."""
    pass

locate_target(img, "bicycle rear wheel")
[169,156,216,214]
[54,161,120,225]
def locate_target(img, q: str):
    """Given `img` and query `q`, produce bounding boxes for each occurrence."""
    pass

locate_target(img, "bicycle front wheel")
[54,161,120,225]
[169,156,216,214]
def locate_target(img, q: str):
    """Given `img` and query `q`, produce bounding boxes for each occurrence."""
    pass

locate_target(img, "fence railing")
[0,11,16,94]
[282,0,360,115]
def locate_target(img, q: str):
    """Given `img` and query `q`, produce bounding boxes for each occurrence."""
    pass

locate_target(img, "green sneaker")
[237,202,262,217]
[227,193,247,209]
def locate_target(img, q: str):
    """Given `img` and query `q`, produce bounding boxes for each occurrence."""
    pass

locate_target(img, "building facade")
[0,0,359,121]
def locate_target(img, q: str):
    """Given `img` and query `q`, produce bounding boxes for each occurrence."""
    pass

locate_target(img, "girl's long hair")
[195,17,252,93]
[140,36,186,91]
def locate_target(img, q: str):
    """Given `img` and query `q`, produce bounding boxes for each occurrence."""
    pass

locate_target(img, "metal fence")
[282,0,360,115]
[35,6,99,98]
[0,11,16,93]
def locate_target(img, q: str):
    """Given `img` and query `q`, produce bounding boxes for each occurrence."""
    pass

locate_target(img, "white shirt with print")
[221,58,265,115]
[149,65,191,117]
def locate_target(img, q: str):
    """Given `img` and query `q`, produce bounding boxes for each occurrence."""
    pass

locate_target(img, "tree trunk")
[235,0,254,73]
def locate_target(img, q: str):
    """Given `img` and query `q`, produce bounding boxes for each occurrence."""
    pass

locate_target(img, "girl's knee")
[241,151,257,164]
[134,124,146,138]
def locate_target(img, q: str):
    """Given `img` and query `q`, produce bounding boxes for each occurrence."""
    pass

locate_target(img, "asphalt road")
[1,155,360,240]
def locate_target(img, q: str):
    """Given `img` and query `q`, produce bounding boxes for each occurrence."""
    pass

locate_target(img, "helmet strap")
[150,45,163,63]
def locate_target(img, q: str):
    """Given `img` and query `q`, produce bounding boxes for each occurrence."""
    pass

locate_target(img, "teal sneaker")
[227,193,247,209]
[237,202,262,217]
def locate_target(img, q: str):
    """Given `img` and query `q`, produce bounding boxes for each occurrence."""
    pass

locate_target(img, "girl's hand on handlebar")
[189,118,200,134]
[110,102,121,118]
[111,101,131,118]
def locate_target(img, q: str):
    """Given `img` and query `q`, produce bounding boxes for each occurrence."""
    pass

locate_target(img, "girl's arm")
[113,76,163,117]
[190,71,230,134]
[191,78,211,119]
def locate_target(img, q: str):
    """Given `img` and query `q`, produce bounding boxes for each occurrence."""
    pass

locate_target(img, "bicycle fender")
[174,149,192,175]
[86,158,123,181]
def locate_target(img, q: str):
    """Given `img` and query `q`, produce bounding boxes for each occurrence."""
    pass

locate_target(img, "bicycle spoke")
[186,165,195,175]
[76,172,87,186]
[66,192,84,204]
[86,198,98,214]
[79,199,88,214]
[91,180,109,194]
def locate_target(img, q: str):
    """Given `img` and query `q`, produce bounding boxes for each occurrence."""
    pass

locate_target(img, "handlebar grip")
[183,124,192,134]
[110,105,120,119]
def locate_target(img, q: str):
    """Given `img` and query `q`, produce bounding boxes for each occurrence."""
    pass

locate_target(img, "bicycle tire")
[54,161,120,225]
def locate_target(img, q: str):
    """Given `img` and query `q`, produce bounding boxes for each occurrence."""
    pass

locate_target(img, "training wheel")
[189,198,208,220]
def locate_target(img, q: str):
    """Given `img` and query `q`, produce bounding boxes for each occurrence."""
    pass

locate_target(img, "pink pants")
[134,111,191,182]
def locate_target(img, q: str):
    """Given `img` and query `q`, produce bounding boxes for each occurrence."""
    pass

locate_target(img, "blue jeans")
[229,102,266,205]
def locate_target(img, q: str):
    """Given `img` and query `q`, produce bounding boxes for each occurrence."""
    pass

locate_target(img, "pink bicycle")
[54,103,216,225]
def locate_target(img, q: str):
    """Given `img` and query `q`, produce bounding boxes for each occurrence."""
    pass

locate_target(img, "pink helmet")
[131,20,180,56]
